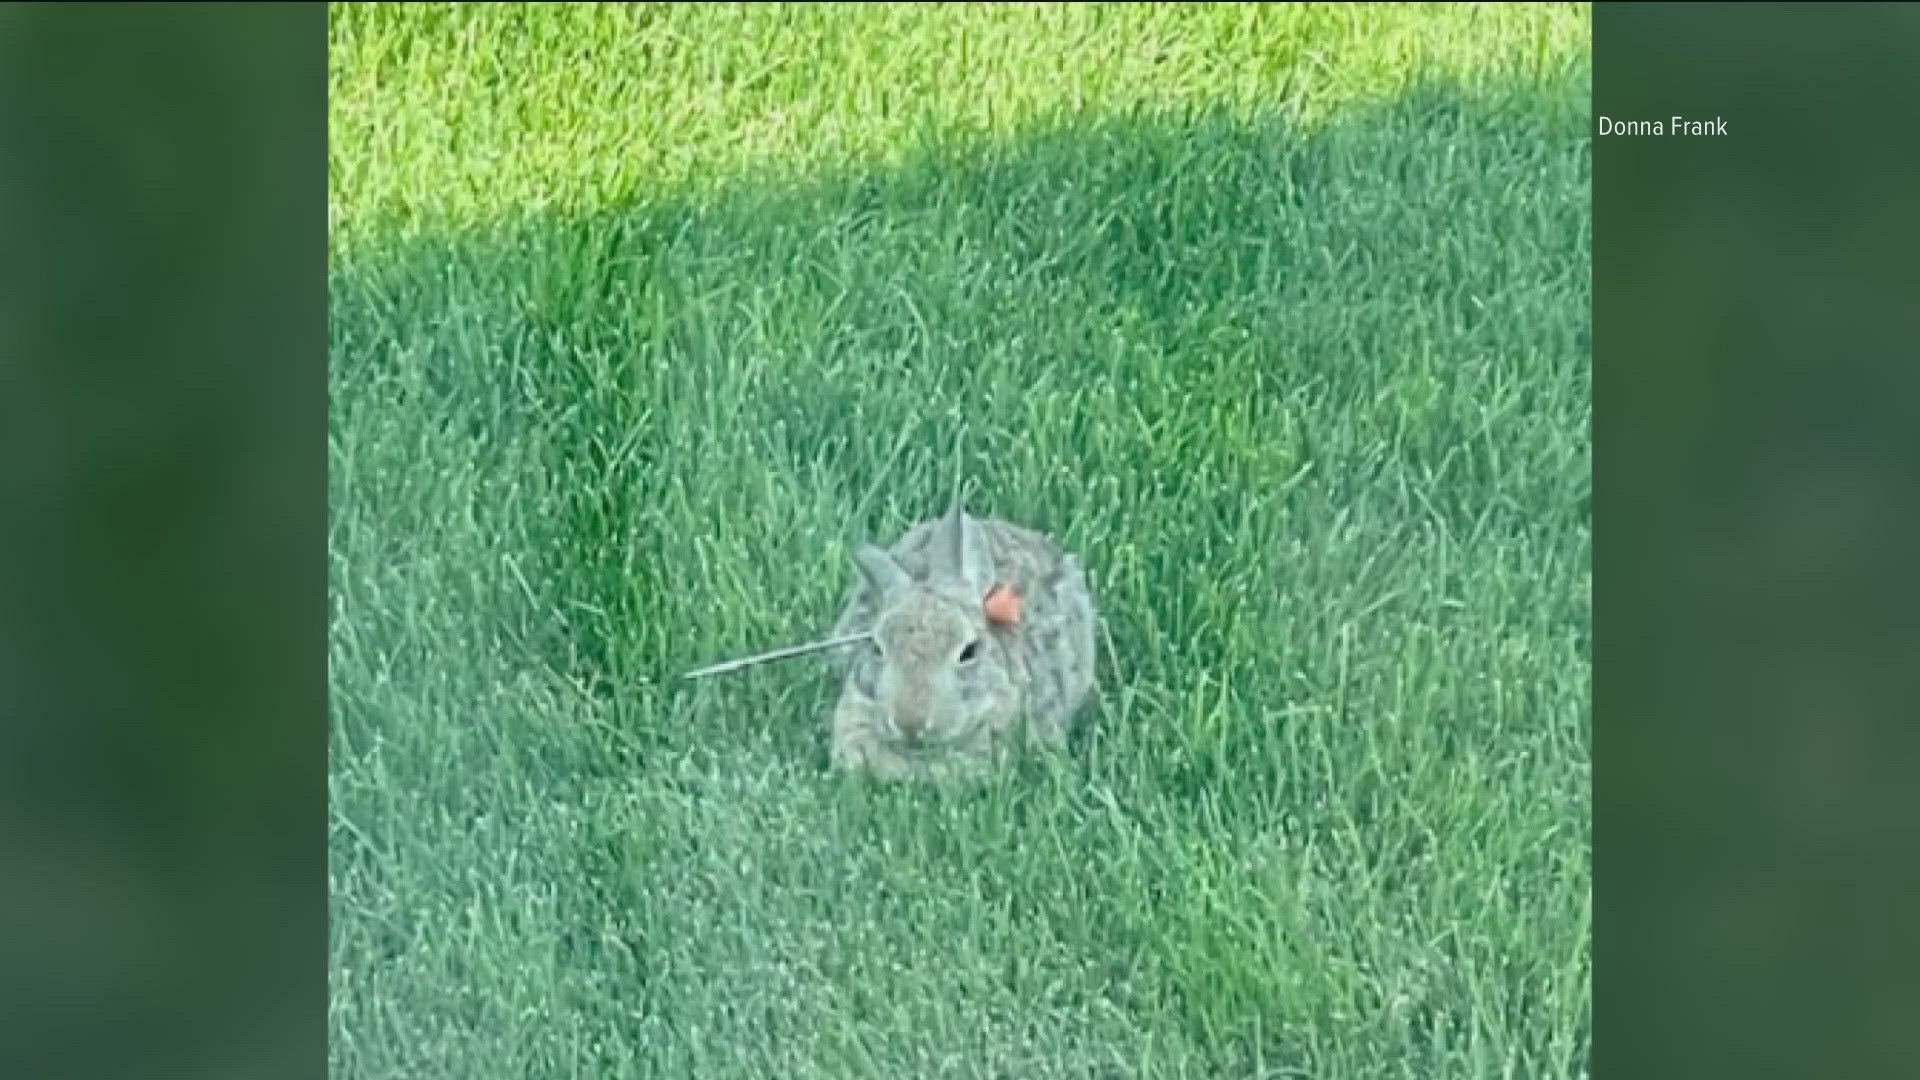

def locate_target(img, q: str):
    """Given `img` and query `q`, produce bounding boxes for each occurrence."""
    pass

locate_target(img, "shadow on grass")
[331,76,1586,696]
[330,74,1589,1074]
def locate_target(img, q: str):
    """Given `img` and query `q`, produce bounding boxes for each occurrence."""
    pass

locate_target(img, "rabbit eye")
[957,639,980,663]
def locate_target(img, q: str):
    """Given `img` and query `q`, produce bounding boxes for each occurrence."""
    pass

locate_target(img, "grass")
[328,4,1591,1077]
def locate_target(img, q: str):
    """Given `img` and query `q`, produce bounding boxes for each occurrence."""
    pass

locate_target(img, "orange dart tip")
[983,583,1022,627]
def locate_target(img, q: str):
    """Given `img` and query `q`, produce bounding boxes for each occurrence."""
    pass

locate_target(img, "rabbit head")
[831,499,1025,772]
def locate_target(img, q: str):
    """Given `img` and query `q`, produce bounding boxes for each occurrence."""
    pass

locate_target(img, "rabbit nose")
[891,710,928,740]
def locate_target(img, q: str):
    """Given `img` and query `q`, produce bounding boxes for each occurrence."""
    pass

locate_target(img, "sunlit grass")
[329,2,1590,239]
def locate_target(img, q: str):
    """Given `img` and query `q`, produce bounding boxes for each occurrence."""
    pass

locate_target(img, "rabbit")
[825,490,1097,781]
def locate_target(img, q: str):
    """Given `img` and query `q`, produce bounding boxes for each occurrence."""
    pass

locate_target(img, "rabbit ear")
[934,479,994,600]
[852,543,911,596]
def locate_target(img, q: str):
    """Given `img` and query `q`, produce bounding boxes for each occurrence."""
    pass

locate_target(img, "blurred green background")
[1597,6,1920,1078]
[0,6,322,1079]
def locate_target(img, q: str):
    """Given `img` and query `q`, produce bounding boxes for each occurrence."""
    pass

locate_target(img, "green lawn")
[328,4,1591,1076]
